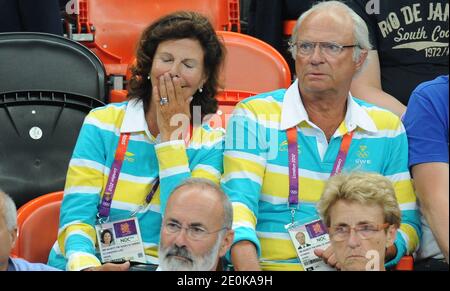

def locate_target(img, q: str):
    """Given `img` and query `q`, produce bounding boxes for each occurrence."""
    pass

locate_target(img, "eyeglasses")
[163,221,228,241]
[328,223,389,242]
[290,41,360,57]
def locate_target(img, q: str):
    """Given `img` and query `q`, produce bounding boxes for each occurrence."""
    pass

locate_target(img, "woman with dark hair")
[48,11,226,271]
[100,229,114,247]
[128,11,224,122]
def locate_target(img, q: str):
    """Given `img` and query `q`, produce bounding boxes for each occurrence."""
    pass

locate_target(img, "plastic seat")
[0,91,104,207]
[67,0,236,78]
[283,20,297,36]
[216,31,291,93]
[110,89,129,103]
[208,90,256,129]
[0,32,106,207]
[0,32,107,102]
[10,191,63,264]
[394,255,414,271]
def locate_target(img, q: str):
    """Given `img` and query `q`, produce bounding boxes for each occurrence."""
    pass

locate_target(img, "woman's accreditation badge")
[286,216,335,271]
[95,217,146,264]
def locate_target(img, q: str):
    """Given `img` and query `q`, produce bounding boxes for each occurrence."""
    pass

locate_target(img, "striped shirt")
[222,80,421,271]
[48,100,224,270]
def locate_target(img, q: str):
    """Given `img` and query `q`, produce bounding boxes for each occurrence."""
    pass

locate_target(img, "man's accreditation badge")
[95,217,146,264]
[285,216,335,271]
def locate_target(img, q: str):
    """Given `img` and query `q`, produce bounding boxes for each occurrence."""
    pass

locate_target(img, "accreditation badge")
[95,217,146,264]
[285,216,335,271]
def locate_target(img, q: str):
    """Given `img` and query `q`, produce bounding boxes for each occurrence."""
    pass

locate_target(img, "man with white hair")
[222,1,420,271]
[0,190,59,271]
[158,178,234,271]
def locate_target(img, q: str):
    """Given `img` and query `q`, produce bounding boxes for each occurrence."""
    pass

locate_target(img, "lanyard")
[129,178,160,217]
[98,133,159,221]
[287,127,299,206]
[287,127,354,210]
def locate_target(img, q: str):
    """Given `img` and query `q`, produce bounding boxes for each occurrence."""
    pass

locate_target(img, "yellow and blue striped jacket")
[222,86,421,271]
[48,100,224,270]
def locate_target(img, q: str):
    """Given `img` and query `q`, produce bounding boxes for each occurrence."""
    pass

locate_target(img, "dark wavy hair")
[100,229,113,244]
[127,11,225,121]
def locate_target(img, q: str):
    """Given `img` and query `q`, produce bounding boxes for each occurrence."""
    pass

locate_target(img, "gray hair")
[170,178,233,230]
[317,172,401,228]
[289,1,372,67]
[0,189,17,231]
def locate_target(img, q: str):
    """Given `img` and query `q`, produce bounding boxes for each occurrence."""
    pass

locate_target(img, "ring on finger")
[160,97,169,106]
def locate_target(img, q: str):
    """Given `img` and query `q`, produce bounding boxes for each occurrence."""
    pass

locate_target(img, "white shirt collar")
[280,79,309,130]
[280,79,377,133]
[121,99,148,133]
[344,92,378,133]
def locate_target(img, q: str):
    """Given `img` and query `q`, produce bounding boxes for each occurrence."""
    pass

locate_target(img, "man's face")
[328,200,396,271]
[159,233,223,271]
[294,10,366,97]
[0,203,16,271]
[296,232,306,245]
[159,186,231,271]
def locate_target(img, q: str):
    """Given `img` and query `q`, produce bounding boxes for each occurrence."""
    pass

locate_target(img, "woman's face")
[328,200,396,271]
[103,232,112,244]
[150,38,206,101]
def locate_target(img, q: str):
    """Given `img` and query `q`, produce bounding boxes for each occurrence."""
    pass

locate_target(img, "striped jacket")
[222,81,421,270]
[48,100,224,270]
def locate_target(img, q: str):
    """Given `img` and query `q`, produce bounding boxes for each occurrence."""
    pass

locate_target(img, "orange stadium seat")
[394,255,414,271]
[208,90,256,129]
[67,0,238,79]
[10,191,63,264]
[283,20,297,36]
[216,31,291,93]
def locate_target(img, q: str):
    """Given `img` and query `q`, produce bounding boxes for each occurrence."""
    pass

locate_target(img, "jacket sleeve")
[383,119,422,268]
[156,126,224,214]
[57,111,108,271]
[221,102,268,258]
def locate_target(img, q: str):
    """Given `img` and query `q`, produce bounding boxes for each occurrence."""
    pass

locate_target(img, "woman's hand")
[152,73,193,142]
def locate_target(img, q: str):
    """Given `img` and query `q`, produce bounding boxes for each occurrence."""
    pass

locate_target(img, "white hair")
[170,178,233,229]
[289,0,372,68]
[0,189,17,231]
[158,232,224,271]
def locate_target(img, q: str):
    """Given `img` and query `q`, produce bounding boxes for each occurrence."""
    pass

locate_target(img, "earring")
[199,87,203,93]
[147,75,150,80]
